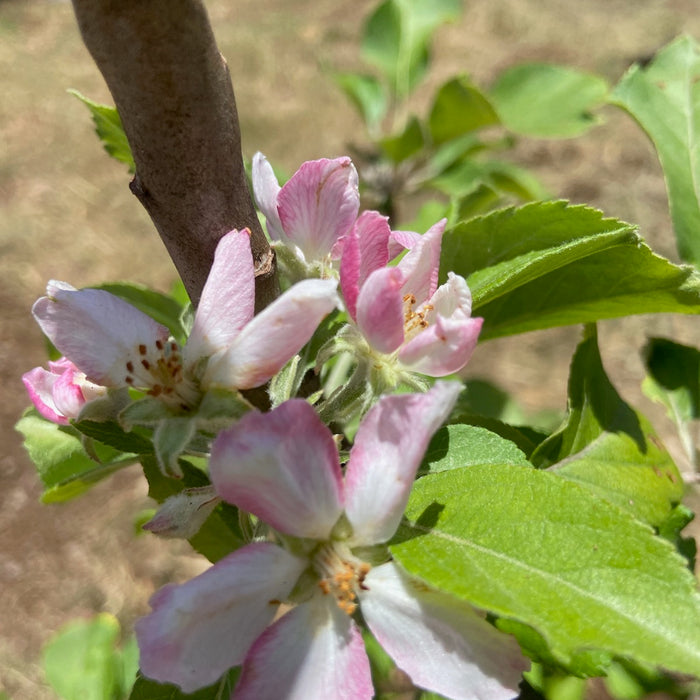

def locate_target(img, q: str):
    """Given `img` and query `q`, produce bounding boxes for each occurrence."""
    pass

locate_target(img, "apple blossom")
[22,357,107,425]
[30,228,339,411]
[338,215,484,391]
[252,152,359,278]
[136,382,527,698]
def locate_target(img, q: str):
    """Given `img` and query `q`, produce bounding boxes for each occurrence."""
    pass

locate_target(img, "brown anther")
[141,359,151,369]
[151,385,163,397]
[155,339,164,350]
[125,376,134,384]
[139,344,147,355]
[126,361,134,373]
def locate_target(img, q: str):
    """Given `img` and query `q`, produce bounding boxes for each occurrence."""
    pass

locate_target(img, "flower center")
[403,293,433,341]
[313,542,371,615]
[123,339,200,410]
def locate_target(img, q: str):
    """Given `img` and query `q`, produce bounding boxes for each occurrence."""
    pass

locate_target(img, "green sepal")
[196,387,252,432]
[153,418,197,479]
[119,397,175,430]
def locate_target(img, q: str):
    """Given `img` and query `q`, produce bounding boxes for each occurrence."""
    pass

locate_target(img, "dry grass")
[2,0,700,697]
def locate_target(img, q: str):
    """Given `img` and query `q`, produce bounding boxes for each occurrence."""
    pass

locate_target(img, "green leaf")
[420,423,531,475]
[441,201,700,339]
[490,64,608,138]
[380,115,424,163]
[429,76,500,145]
[361,0,461,98]
[128,668,239,700]
[612,36,700,266]
[15,409,135,502]
[92,282,187,343]
[73,419,154,455]
[643,337,700,469]
[392,464,700,677]
[533,326,684,527]
[332,72,387,132]
[68,90,135,172]
[43,613,137,700]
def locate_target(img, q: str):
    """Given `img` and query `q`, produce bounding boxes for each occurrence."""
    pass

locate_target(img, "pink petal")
[51,365,91,418]
[344,381,461,546]
[355,267,405,355]
[341,211,392,320]
[206,278,339,390]
[136,542,306,693]
[389,229,423,259]
[361,563,527,700]
[252,152,286,241]
[22,366,70,424]
[399,315,483,376]
[277,157,360,261]
[235,595,373,700]
[210,400,344,539]
[32,281,170,386]
[184,229,255,365]
[397,219,446,304]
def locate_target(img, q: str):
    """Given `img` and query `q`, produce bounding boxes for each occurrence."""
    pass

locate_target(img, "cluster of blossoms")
[23,154,524,699]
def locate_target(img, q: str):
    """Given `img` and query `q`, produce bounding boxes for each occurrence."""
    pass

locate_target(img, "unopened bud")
[143,485,221,539]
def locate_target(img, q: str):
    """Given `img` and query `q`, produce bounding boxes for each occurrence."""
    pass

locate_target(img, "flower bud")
[143,486,221,539]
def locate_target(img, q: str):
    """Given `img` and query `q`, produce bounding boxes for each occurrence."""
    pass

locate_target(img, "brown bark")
[70,0,278,309]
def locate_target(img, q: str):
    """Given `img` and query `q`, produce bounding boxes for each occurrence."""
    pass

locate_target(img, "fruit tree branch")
[70,0,278,309]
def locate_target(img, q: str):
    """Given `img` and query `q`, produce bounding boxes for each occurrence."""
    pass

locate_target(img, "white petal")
[344,382,461,546]
[136,543,306,693]
[210,400,344,539]
[235,595,373,700]
[184,229,255,365]
[361,563,527,700]
[252,152,286,241]
[32,281,170,386]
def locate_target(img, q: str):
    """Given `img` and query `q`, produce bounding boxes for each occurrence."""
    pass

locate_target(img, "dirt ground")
[2,1,700,698]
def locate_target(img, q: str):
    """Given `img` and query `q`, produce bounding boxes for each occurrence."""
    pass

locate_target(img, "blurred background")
[2,0,700,697]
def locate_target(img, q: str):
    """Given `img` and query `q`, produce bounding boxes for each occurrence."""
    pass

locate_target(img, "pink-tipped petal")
[344,382,461,546]
[207,278,339,390]
[397,219,446,304]
[361,563,527,700]
[389,229,423,258]
[277,157,360,261]
[355,267,405,355]
[210,400,344,539]
[184,229,255,365]
[340,227,362,320]
[399,315,483,376]
[252,152,286,241]
[32,281,170,386]
[51,365,90,418]
[22,366,70,424]
[235,595,373,700]
[136,543,306,693]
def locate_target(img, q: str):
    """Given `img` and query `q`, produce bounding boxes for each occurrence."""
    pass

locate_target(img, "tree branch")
[70,0,278,309]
